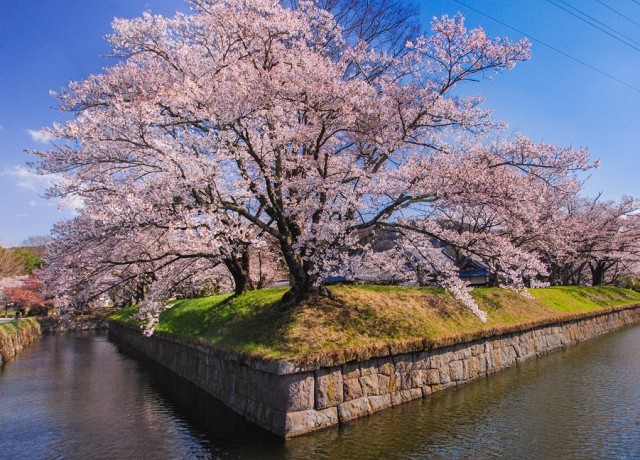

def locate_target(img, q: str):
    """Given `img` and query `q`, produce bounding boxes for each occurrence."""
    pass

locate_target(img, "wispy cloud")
[1,165,55,191]
[26,128,53,144]
[2,165,83,214]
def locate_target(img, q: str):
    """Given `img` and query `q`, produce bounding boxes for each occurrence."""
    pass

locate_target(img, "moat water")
[1,325,639,459]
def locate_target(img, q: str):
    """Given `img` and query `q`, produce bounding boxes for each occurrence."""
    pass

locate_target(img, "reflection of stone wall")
[0,319,42,366]
[109,305,640,439]
[38,317,108,334]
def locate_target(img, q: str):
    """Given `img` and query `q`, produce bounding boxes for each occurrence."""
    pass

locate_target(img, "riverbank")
[109,286,640,437]
[0,318,42,366]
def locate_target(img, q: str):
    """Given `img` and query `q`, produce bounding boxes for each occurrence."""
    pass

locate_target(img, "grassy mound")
[0,317,40,339]
[110,285,640,360]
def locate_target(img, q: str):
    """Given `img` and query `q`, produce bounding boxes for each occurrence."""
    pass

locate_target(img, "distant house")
[456,258,489,286]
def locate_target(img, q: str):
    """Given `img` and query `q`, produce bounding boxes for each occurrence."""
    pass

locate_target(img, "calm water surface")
[1,326,639,459]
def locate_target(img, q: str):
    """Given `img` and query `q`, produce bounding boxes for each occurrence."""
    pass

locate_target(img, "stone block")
[449,361,464,382]
[368,394,392,412]
[377,357,395,376]
[284,407,339,438]
[360,374,379,396]
[431,349,453,369]
[425,368,440,385]
[466,357,479,379]
[392,353,414,372]
[378,373,391,394]
[400,370,413,390]
[390,372,401,393]
[431,381,457,392]
[258,372,315,412]
[360,360,377,376]
[254,402,275,428]
[470,343,485,357]
[410,369,427,388]
[271,409,287,436]
[391,389,422,406]
[286,373,315,411]
[315,368,343,409]
[343,377,363,401]
[338,397,372,423]
[439,366,452,384]
[342,362,361,380]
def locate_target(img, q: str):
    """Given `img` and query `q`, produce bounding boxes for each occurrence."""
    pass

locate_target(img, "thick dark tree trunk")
[487,272,499,288]
[590,263,606,286]
[224,250,254,296]
[278,243,331,304]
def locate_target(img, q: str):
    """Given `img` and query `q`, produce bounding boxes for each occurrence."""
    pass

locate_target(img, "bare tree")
[315,0,420,55]
[0,246,26,277]
[21,235,52,247]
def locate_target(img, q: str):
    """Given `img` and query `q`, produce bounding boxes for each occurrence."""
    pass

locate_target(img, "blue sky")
[1,0,639,246]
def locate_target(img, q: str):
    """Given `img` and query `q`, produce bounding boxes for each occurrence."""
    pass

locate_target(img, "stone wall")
[0,318,42,366]
[108,304,640,438]
[38,316,109,334]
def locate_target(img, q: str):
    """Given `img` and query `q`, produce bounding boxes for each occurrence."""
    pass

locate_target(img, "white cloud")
[2,165,82,215]
[1,165,56,192]
[27,128,53,144]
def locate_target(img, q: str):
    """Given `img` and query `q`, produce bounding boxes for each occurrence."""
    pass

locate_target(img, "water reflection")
[1,326,638,459]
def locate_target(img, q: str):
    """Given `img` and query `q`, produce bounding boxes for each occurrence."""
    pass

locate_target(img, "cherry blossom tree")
[34,0,596,324]
[4,274,50,315]
[545,195,640,286]
[349,135,590,317]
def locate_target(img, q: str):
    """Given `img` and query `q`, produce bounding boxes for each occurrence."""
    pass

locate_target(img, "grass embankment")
[0,317,40,339]
[110,285,640,360]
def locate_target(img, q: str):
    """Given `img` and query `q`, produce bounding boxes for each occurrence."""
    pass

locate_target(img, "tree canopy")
[33,0,638,332]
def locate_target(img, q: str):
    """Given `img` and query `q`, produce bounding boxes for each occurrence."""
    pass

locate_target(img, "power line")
[545,0,640,52]
[595,0,640,29]
[450,0,640,94]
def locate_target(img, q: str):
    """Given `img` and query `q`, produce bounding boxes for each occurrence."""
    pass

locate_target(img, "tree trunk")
[278,243,330,304]
[223,250,254,296]
[487,271,499,288]
[590,262,606,286]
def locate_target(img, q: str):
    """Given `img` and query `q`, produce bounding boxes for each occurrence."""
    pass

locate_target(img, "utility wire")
[595,0,640,29]
[545,0,640,52]
[450,0,640,94]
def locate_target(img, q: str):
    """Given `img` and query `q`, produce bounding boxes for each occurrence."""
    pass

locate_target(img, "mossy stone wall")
[0,319,42,366]
[108,305,640,438]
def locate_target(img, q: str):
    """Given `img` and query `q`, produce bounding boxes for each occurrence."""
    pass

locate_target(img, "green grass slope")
[110,285,640,360]
[0,317,40,340]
